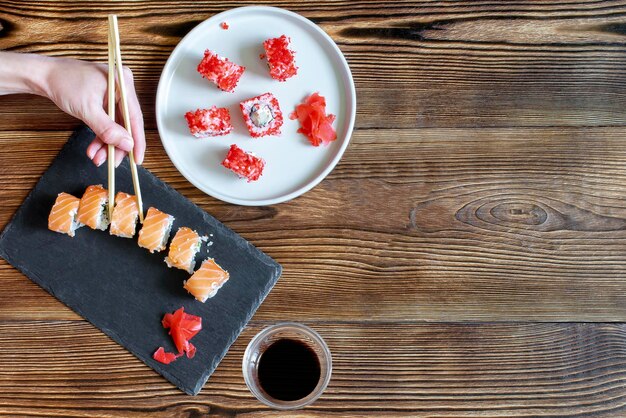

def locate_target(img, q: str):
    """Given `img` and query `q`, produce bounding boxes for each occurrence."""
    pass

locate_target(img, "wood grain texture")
[2,129,626,322]
[2,0,626,415]
[1,321,626,417]
[3,1,626,130]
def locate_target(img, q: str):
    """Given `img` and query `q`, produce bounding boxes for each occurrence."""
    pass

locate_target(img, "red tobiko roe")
[196,50,245,93]
[220,21,229,30]
[221,144,265,182]
[263,35,298,81]
[289,92,337,146]
[184,106,233,137]
[153,307,202,364]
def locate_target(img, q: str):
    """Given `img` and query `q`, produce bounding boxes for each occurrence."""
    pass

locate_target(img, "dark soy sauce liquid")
[257,339,322,401]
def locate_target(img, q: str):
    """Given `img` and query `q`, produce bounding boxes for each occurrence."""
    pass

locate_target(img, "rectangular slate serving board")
[0,126,282,395]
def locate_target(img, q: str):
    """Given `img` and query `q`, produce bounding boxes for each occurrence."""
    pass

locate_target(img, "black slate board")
[0,126,282,395]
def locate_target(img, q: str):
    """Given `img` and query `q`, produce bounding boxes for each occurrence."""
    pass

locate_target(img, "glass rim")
[242,322,332,410]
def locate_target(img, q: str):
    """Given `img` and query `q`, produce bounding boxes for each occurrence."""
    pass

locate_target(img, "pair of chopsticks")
[107,15,144,223]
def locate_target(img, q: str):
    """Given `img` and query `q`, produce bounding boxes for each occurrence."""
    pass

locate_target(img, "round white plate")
[156,6,356,206]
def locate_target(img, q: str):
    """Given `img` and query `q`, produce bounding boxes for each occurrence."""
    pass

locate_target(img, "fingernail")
[95,154,105,167]
[122,136,134,151]
[87,147,96,159]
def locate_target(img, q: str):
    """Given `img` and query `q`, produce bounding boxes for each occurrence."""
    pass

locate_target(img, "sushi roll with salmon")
[137,207,175,253]
[110,192,139,238]
[197,50,245,92]
[184,258,230,302]
[77,185,110,231]
[48,192,83,237]
[240,92,283,137]
[165,227,205,273]
[263,35,298,82]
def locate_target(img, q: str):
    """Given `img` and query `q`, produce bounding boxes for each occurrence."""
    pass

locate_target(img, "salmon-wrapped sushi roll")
[165,227,204,273]
[110,192,139,238]
[184,258,229,302]
[138,207,174,253]
[77,185,109,230]
[48,192,83,237]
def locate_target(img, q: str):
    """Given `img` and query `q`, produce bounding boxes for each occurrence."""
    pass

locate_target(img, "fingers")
[120,67,146,165]
[84,66,145,166]
[92,145,108,167]
[91,144,127,168]
[115,148,127,168]
[86,137,106,165]
[84,107,134,153]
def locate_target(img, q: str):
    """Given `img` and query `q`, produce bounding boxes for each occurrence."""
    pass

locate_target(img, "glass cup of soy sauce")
[243,322,332,410]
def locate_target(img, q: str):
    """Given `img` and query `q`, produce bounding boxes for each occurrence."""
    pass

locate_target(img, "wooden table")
[2,1,626,416]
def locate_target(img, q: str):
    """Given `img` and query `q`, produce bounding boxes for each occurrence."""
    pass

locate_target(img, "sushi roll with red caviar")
[221,144,265,182]
[196,50,245,92]
[263,35,298,81]
[185,106,233,138]
[239,92,283,137]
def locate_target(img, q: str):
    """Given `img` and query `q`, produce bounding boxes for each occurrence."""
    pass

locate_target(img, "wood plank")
[4,1,626,414]
[2,128,626,322]
[0,320,625,416]
[3,1,626,130]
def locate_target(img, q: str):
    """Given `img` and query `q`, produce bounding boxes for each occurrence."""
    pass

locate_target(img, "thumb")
[84,109,134,153]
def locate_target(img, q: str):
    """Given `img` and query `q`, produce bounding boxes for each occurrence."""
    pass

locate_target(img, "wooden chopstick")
[108,15,144,223]
[106,15,116,221]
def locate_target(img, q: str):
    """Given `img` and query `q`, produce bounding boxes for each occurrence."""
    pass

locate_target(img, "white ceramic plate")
[156,6,356,206]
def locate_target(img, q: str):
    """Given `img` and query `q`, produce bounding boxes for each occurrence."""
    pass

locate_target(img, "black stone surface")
[0,126,282,395]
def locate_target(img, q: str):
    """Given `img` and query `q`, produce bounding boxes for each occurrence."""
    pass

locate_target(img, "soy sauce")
[257,339,321,401]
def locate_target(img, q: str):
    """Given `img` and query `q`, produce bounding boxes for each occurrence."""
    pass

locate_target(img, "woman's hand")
[0,52,145,166]
[43,56,146,166]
